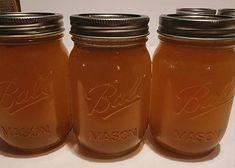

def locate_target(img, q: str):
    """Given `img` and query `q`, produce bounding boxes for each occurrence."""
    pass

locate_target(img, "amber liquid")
[69,38,151,157]
[0,36,71,152]
[150,36,235,156]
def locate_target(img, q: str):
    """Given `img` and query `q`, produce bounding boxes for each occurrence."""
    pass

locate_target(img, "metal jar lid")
[176,8,216,15]
[218,9,235,16]
[158,14,235,40]
[70,13,150,38]
[0,0,21,12]
[0,12,64,37]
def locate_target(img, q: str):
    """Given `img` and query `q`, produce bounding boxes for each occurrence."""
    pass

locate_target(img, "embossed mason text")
[174,129,221,142]
[1,125,51,137]
[89,128,138,142]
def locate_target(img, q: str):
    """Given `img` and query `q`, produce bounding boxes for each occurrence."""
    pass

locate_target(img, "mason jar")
[0,13,71,152]
[69,13,151,158]
[150,14,235,156]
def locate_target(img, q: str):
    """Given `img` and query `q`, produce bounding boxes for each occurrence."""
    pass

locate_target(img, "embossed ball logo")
[0,71,54,116]
[176,78,235,120]
[85,76,146,120]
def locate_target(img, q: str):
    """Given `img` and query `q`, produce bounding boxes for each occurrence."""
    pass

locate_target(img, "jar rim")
[158,14,235,40]
[217,8,235,16]
[0,12,64,37]
[176,8,216,15]
[70,13,149,39]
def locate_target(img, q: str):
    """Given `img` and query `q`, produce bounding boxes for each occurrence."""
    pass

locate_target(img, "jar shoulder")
[153,42,235,71]
[69,45,151,68]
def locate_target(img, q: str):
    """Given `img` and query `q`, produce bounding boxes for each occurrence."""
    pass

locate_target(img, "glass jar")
[218,9,235,16]
[176,8,216,15]
[0,13,71,152]
[69,14,151,158]
[150,14,235,156]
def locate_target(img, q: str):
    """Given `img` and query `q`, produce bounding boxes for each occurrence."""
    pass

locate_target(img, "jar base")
[152,137,216,158]
[78,142,143,160]
[0,131,71,156]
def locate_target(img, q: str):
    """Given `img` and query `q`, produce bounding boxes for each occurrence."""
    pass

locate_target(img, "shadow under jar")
[150,14,235,156]
[69,13,151,158]
[0,13,71,153]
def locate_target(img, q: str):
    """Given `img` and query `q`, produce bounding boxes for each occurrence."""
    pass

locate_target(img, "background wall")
[20,0,235,48]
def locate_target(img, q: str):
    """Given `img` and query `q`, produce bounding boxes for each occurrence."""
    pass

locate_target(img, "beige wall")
[20,0,235,48]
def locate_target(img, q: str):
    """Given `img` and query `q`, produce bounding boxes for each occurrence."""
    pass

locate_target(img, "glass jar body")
[0,36,71,152]
[150,36,235,156]
[69,37,151,157]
